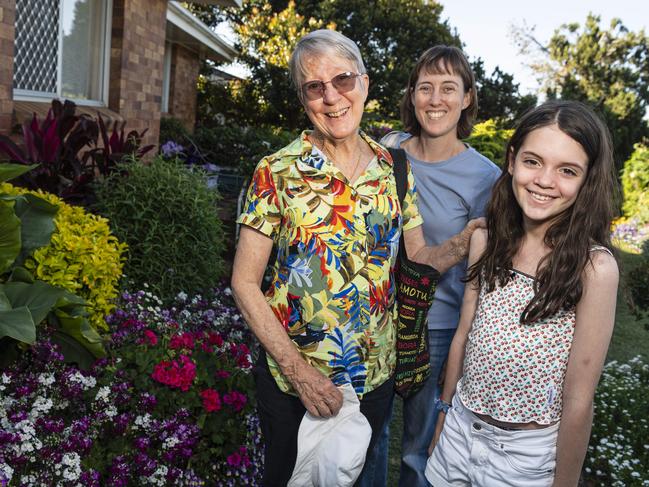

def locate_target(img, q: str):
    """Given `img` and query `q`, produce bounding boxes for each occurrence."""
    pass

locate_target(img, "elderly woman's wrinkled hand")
[452,217,486,260]
[287,363,344,418]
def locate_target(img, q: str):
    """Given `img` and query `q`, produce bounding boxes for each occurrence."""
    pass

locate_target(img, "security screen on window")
[13,0,110,104]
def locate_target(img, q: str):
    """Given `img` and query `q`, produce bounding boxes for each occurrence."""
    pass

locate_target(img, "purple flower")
[227,452,242,467]
[139,392,157,411]
[134,437,150,451]
[161,141,185,158]
[79,470,101,487]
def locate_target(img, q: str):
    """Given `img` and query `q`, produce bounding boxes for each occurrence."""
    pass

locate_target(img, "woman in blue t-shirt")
[365,45,501,487]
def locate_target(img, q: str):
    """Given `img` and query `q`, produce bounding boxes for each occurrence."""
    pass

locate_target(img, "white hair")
[289,29,367,100]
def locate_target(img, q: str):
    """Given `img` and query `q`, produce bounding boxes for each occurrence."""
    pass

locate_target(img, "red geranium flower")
[200,388,222,413]
[223,390,247,412]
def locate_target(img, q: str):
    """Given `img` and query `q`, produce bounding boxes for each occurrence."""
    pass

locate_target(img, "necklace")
[314,132,364,182]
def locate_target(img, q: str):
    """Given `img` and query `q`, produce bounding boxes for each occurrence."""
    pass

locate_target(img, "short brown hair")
[400,45,478,139]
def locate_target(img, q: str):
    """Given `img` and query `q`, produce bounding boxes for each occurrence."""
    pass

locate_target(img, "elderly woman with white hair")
[231,29,482,486]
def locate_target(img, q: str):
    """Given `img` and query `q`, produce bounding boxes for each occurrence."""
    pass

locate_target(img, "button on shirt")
[237,131,422,397]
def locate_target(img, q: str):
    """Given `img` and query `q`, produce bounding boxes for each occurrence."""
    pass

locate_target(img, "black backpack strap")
[389,147,408,206]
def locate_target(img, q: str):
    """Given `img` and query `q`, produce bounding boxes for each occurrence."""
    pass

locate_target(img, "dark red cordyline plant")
[85,113,155,176]
[0,99,98,203]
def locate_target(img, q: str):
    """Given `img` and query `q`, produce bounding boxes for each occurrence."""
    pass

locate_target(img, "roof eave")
[166,1,237,62]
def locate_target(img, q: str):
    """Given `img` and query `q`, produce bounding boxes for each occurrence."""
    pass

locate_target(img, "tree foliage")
[188,0,460,127]
[512,14,649,164]
[621,144,649,223]
[471,59,536,126]
[188,0,536,129]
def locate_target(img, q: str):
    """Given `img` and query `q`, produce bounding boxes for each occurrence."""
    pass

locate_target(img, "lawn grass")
[386,246,649,485]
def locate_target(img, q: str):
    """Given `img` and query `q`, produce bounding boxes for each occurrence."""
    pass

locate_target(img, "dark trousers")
[254,352,394,487]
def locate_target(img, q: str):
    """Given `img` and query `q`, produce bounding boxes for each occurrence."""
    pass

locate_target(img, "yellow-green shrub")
[465,119,513,167]
[621,144,649,224]
[0,183,127,331]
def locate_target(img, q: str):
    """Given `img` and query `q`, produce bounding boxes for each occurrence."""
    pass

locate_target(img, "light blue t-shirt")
[381,131,501,330]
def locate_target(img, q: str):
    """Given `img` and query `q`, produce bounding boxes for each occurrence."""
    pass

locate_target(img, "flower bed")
[611,218,649,254]
[0,286,262,486]
[583,356,649,486]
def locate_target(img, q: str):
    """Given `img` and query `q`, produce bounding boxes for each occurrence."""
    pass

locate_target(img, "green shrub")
[361,116,402,142]
[621,144,649,224]
[94,156,226,302]
[2,181,127,333]
[193,124,296,177]
[465,119,513,167]
[626,242,649,322]
[159,116,191,146]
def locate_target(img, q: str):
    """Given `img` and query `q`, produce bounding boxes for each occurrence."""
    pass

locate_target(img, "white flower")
[38,373,55,387]
[163,436,180,450]
[0,463,13,482]
[31,397,54,416]
[60,452,81,481]
[134,413,151,429]
[67,371,97,390]
[145,465,169,486]
[95,386,111,403]
[105,405,118,418]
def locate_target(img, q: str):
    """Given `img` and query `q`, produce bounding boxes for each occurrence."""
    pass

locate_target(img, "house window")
[13,0,112,105]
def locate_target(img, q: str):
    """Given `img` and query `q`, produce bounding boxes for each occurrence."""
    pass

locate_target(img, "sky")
[437,0,648,95]
[216,0,648,97]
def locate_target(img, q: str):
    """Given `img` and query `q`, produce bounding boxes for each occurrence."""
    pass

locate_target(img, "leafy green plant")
[465,119,513,167]
[159,116,191,146]
[193,124,295,177]
[94,156,226,303]
[626,245,649,324]
[0,163,105,367]
[2,183,128,332]
[621,144,649,224]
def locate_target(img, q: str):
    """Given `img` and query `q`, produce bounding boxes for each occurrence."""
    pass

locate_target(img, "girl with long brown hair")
[426,100,619,486]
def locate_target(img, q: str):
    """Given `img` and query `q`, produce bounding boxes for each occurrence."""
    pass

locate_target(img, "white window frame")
[13,0,113,107]
[161,41,173,113]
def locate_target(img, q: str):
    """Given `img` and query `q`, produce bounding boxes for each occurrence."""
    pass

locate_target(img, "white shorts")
[425,394,559,487]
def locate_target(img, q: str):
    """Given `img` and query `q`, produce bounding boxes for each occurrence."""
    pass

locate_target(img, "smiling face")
[301,53,368,144]
[410,67,470,143]
[509,124,589,231]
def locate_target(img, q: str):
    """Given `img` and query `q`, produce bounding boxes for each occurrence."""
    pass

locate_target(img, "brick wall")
[168,44,200,132]
[0,0,15,135]
[109,0,166,148]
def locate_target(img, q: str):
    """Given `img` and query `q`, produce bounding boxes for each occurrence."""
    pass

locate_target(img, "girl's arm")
[428,228,487,454]
[552,250,619,487]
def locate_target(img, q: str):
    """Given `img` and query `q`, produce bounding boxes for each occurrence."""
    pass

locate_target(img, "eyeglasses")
[301,72,362,101]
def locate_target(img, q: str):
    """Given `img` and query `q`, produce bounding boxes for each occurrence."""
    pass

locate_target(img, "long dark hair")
[467,100,618,323]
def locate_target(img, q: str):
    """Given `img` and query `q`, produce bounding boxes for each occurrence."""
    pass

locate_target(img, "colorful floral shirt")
[238,131,422,397]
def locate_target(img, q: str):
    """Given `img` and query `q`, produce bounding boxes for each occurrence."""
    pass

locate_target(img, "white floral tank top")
[458,247,611,424]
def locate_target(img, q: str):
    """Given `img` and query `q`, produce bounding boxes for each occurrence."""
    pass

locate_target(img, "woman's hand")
[428,411,447,456]
[451,218,486,261]
[404,217,486,274]
[233,227,343,417]
[284,361,344,417]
